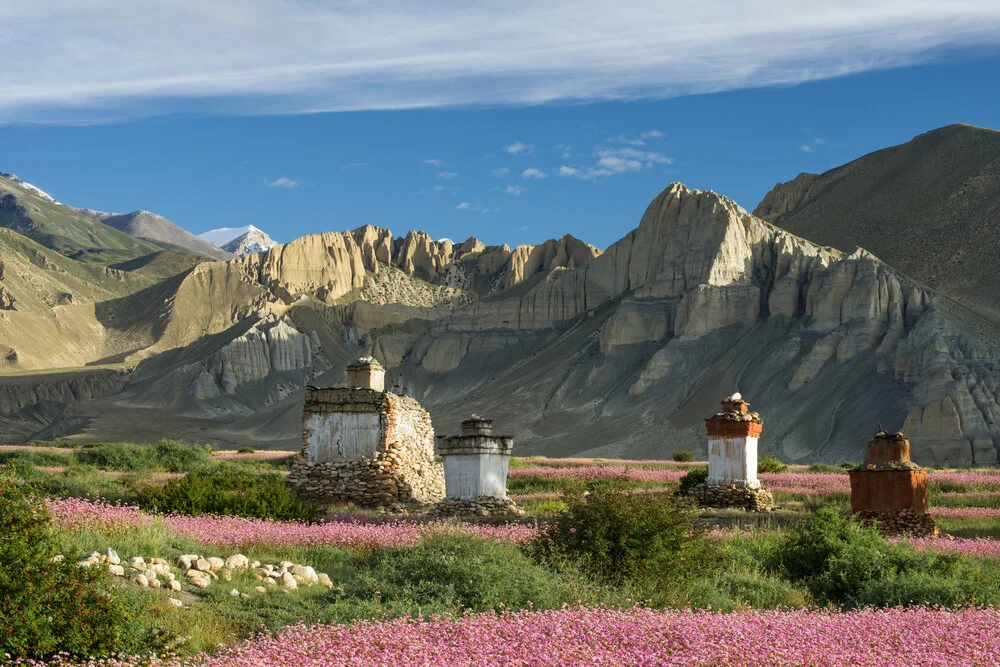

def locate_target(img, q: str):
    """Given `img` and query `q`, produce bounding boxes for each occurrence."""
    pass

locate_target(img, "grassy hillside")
[0,175,161,260]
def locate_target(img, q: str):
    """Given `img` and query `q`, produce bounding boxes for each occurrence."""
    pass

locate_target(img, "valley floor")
[5,444,1000,665]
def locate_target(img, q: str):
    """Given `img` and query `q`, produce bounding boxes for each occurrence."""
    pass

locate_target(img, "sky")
[1,1,1000,249]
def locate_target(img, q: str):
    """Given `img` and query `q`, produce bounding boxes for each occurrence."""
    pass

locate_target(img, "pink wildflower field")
[24,606,1000,667]
[47,497,537,549]
[509,466,687,484]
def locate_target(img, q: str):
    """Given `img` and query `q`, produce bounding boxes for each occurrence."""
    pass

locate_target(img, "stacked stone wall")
[853,509,938,537]
[288,389,444,508]
[688,483,774,512]
[430,495,524,517]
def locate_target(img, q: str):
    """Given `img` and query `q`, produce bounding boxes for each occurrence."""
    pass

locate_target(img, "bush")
[348,535,589,612]
[152,440,213,472]
[76,441,212,473]
[808,463,843,473]
[770,507,961,607]
[672,451,694,462]
[139,466,315,521]
[76,442,150,471]
[757,455,787,473]
[677,466,708,496]
[533,489,704,585]
[237,447,255,454]
[0,468,161,659]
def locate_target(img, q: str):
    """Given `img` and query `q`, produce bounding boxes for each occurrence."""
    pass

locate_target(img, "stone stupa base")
[853,508,938,537]
[430,495,525,518]
[688,483,774,512]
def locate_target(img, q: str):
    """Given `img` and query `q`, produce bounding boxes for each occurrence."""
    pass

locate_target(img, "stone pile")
[853,508,939,537]
[289,362,445,509]
[74,548,334,603]
[686,484,775,512]
[429,495,525,517]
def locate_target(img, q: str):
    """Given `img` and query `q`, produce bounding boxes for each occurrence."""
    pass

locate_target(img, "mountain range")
[0,124,996,467]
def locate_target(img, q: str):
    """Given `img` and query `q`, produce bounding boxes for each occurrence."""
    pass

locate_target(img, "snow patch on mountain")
[200,225,277,256]
[0,172,61,204]
[198,225,269,247]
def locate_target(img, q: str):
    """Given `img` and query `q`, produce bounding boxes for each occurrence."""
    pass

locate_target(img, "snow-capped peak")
[0,172,61,205]
[198,225,267,248]
[219,227,277,257]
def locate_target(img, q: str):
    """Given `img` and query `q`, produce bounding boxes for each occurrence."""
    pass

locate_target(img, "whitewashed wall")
[443,453,509,499]
[707,435,760,489]
[304,413,381,463]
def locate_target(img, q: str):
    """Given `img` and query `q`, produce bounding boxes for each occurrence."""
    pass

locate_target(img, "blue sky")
[2,2,1000,249]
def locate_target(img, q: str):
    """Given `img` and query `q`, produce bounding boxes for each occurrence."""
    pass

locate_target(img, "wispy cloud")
[340,162,370,170]
[611,130,665,146]
[456,201,472,210]
[504,184,527,195]
[490,167,511,177]
[522,168,546,179]
[506,142,534,155]
[800,137,828,152]
[559,147,673,180]
[437,171,459,179]
[5,3,1000,123]
[423,158,445,166]
[263,176,299,188]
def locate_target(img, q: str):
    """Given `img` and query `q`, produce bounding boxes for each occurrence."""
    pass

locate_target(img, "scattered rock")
[226,554,250,570]
[168,598,183,608]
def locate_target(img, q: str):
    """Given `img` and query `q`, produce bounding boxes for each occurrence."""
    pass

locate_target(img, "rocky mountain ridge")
[755,123,1000,323]
[103,210,233,261]
[0,167,997,466]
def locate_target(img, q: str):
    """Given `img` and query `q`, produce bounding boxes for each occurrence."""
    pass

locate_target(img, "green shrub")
[0,449,73,467]
[76,441,212,473]
[770,507,965,607]
[808,463,844,473]
[672,451,695,462]
[677,466,708,496]
[533,489,704,585]
[139,466,315,521]
[76,442,150,471]
[152,440,213,472]
[348,535,589,612]
[757,455,787,473]
[839,461,857,469]
[237,447,255,454]
[0,468,162,659]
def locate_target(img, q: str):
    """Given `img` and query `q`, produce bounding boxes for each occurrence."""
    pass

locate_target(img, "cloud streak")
[559,147,673,180]
[4,1,1000,123]
[263,176,299,188]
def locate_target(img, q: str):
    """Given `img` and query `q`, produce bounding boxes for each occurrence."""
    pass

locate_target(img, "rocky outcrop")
[366,183,1000,467]
[755,124,1000,322]
[0,369,126,415]
[192,316,320,398]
